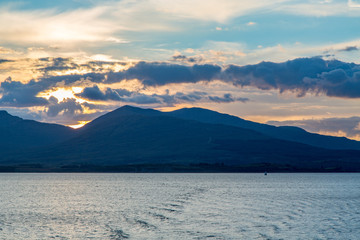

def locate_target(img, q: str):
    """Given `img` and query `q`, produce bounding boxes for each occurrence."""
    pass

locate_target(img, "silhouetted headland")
[1,106,360,172]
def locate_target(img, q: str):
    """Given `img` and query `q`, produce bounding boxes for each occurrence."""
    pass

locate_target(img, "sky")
[0,0,360,139]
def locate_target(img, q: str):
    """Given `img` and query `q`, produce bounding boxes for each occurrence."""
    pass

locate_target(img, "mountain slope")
[2,106,359,172]
[14,106,270,165]
[167,107,360,150]
[0,110,76,153]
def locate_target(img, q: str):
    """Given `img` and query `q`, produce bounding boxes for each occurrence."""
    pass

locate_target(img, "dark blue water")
[0,173,359,239]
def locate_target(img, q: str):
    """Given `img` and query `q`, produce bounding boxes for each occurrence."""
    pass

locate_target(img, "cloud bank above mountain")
[1,57,359,110]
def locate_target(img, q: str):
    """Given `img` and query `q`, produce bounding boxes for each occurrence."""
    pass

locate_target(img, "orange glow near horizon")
[67,120,90,129]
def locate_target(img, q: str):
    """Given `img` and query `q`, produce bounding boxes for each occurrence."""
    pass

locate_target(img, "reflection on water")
[0,173,359,239]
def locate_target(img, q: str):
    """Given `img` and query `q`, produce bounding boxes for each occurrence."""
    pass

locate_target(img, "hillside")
[167,107,360,150]
[1,106,359,172]
[0,110,76,153]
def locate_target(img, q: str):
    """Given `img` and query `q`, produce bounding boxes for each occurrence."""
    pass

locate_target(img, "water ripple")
[0,173,359,239]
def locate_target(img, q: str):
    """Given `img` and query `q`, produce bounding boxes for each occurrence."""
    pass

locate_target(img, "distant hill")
[167,107,360,150]
[0,110,75,153]
[11,106,269,165]
[0,106,360,172]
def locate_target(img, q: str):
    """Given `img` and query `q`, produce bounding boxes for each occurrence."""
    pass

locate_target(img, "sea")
[0,173,359,239]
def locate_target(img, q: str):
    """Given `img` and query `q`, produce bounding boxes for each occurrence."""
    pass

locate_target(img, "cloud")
[3,57,360,110]
[0,77,49,107]
[0,6,120,47]
[268,116,360,140]
[149,0,286,23]
[76,85,132,101]
[104,58,360,99]
[172,54,200,64]
[339,46,359,52]
[0,59,12,64]
[223,57,360,98]
[246,21,256,26]
[348,0,360,8]
[38,57,79,73]
[2,0,357,51]
[46,97,83,117]
[178,39,360,66]
[208,93,249,103]
[76,84,247,106]
[122,91,247,105]
[106,61,222,86]
[278,0,360,17]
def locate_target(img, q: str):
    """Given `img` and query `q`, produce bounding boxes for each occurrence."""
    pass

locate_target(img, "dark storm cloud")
[268,116,360,140]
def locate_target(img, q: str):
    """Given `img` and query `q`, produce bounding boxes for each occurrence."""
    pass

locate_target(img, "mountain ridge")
[1,106,360,172]
[167,107,360,150]
[0,110,76,152]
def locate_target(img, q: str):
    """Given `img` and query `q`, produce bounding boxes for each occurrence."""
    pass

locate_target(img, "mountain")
[0,110,75,153]
[11,106,270,165]
[167,107,360,150]
[1,105,359,172]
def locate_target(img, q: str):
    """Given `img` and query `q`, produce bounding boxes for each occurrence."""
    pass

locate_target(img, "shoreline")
[0,163,352,173]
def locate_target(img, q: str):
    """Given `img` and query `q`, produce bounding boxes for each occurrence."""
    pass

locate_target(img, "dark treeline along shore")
[1,105,360,172]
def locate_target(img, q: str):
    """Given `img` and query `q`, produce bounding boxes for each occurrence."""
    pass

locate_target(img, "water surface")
[0,173,359,239]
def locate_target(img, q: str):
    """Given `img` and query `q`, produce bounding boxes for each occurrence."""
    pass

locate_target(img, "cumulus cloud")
[76,85,131,101]
[75,85,247,106]
[3,57,360,110]
[46,97,83,117]
[101,58,360,99]
[268,116,360,140]
[0,71,106,108]
[0,77,49,107]
[223,57,360,98]
[106,61,222,86]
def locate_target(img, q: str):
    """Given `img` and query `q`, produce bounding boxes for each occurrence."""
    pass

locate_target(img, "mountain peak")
[118,105,139,110]
[175,107,226,115]
[112,105,160,115]
[80,105,161,130]
[0,110,10,116]
[0,110,22,121]
[169,107,247,122]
